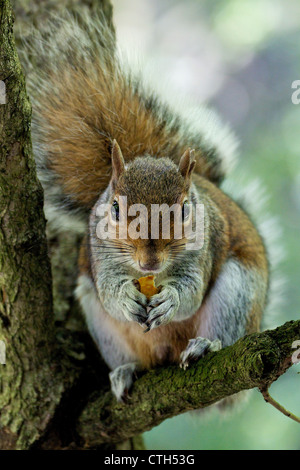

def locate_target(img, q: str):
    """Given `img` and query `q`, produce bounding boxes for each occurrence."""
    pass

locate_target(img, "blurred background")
[113,0,300,450]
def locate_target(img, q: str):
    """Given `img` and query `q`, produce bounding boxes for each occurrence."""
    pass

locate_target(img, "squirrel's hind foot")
[109,362,139,402]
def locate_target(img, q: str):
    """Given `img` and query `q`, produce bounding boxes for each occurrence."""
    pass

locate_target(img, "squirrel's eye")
[182,201,191,222]
[111,200,120,222]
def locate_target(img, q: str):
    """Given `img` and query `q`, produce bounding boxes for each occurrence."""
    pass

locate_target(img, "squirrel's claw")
[109,362,138,403]
[145,285,180,331]
[180,337,222,370]
[119,279,148,325]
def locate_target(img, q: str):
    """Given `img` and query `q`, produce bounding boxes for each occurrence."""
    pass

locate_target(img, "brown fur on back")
[36,61,226,210]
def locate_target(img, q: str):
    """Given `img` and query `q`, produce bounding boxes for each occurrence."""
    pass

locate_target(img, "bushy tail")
[23,12,238,233]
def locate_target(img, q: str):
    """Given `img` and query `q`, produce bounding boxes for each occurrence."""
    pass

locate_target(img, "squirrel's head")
[97,140,197,274]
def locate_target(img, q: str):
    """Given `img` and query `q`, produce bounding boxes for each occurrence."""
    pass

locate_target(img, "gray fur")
[179,258,266,371]
[75,274,138,372]
[197,258,267,346]
[221,176,285,329]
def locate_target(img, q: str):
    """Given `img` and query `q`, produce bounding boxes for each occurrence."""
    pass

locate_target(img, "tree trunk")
[0,0,75,449]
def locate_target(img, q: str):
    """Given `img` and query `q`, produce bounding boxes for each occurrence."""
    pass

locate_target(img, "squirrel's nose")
[139,261,160,273]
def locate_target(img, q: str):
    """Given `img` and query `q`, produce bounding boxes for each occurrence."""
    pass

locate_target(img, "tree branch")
[260,385,300,424]
[76,320,300,448]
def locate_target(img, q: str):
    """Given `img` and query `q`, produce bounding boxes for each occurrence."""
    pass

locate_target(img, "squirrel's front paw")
[145,285,180,331]
[119,279,148,325]
[180,337,222,370]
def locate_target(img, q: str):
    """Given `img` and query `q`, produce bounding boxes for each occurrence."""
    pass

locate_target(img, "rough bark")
[0,0,80,450]
[0,0,299,451]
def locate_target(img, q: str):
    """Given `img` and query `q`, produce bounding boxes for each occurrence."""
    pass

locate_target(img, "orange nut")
[138,275,158,300]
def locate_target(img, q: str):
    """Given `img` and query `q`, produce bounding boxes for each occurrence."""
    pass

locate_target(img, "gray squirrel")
[25,12,273,402]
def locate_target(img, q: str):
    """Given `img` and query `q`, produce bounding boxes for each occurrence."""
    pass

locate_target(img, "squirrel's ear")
[111,139,125,183]
[178,148,196,181]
